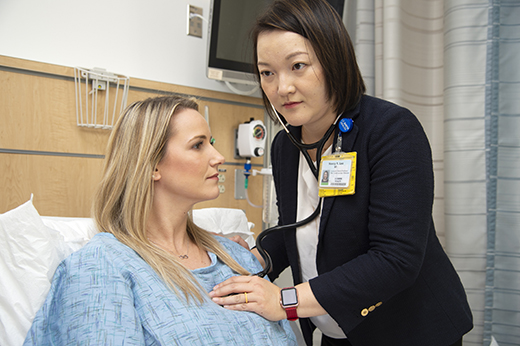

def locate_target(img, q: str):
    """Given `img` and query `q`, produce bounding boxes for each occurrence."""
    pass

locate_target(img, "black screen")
[207,0,345,79]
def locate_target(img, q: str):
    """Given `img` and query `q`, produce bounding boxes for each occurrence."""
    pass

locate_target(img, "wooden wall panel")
[0,55,268,235]
[1,153,104,217]
[0,69,111,155]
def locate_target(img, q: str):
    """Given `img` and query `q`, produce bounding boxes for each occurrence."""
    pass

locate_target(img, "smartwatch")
[280,287,299,321]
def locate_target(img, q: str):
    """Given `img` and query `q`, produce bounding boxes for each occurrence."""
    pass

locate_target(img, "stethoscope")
[254,104,353,277]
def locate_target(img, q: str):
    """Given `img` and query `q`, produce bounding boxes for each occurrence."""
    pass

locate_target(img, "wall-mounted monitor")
[207,0,268,85]
[207,0,345,86]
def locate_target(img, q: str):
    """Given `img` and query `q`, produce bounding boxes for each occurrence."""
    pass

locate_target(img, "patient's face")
[155,108,225,206]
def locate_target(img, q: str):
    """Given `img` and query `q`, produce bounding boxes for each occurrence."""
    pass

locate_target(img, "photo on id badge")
[319,160,351,188]
[321,170,329,184]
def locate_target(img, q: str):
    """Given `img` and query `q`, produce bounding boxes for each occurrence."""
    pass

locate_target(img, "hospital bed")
[0,196,255,346]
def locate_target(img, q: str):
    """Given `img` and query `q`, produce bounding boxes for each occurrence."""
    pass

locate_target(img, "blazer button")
[368,305,375,312]
[361,308,369,317]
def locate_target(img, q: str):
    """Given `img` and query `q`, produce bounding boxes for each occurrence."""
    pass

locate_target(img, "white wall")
[0,0,250,95]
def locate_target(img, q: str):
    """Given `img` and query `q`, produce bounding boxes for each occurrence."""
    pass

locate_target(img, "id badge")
[318,152,357,197]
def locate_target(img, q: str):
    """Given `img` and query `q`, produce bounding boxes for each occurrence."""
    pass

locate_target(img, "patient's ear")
[152,168,161,181]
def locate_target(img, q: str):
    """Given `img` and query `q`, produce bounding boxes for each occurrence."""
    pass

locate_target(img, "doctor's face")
[154,108,224,206]
[257,30,336,131]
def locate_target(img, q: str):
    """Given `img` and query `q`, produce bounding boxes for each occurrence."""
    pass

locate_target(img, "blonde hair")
[93,95,249,303]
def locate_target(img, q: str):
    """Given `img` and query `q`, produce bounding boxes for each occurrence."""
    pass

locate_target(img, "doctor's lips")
[283,101,302,109]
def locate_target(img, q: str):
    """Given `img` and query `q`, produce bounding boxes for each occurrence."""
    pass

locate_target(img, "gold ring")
[244,292,248,304]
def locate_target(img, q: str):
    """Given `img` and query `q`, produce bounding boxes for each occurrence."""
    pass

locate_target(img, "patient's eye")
[210,137,216,146]
[193,141,203,149]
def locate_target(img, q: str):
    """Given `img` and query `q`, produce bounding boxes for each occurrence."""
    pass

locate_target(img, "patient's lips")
[207,173,219,180]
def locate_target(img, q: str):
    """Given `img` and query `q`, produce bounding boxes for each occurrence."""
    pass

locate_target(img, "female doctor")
[209,0,473,345]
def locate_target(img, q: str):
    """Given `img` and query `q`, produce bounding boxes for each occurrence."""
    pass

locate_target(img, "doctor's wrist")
[280,287,299,321]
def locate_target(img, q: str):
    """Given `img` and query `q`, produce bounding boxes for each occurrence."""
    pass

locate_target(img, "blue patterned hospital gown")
[23,233,297,345]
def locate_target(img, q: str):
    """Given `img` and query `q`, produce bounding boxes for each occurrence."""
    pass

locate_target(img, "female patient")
[23,95,296,345]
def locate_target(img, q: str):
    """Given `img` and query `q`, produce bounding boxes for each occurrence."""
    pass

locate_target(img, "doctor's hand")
[228,235,250,250]
[211,233,250,250]
[209,275,286,321]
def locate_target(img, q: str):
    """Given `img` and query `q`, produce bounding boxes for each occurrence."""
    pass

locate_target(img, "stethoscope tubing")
[254,106,340,277]
[255,199,322,277]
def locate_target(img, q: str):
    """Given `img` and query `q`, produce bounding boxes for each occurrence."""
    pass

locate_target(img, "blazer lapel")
[278,126,301,227]
[318,106,361,245]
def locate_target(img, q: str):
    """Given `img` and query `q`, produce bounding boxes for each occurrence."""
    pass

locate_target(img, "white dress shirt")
[296,145,346,339]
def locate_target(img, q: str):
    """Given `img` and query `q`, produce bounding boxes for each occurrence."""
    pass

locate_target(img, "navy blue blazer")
[264,95,473,346]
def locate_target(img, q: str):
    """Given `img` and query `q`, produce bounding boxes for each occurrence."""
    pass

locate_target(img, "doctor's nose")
[277,75,296,96]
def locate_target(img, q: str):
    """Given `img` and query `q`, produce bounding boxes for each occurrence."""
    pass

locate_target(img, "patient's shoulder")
[213,235,262,273]
[57,232,145,277]
[66,233,127,259]
[214,235,248,255]
[48,232,162,302]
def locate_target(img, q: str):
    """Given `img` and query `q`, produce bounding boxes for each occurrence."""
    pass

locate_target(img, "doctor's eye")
[293,63,306,71]
[260,70,273,78]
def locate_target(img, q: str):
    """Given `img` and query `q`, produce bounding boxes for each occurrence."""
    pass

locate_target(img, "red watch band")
[284,306,298,321]
[280,287,299,321]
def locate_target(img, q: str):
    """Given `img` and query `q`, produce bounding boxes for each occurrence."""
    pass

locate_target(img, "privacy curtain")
[348,0,520,345]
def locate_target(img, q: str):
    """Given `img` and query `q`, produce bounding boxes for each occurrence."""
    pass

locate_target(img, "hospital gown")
[23,233,297,345]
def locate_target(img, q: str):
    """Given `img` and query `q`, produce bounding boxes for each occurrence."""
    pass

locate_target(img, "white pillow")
[41,216,97,252]
[192,208,255,248]
[0,197,71,346]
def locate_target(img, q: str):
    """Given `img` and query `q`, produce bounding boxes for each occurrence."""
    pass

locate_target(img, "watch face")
[281,288,298,306]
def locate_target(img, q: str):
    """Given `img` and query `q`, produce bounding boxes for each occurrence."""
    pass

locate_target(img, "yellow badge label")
[318,152,357,197]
